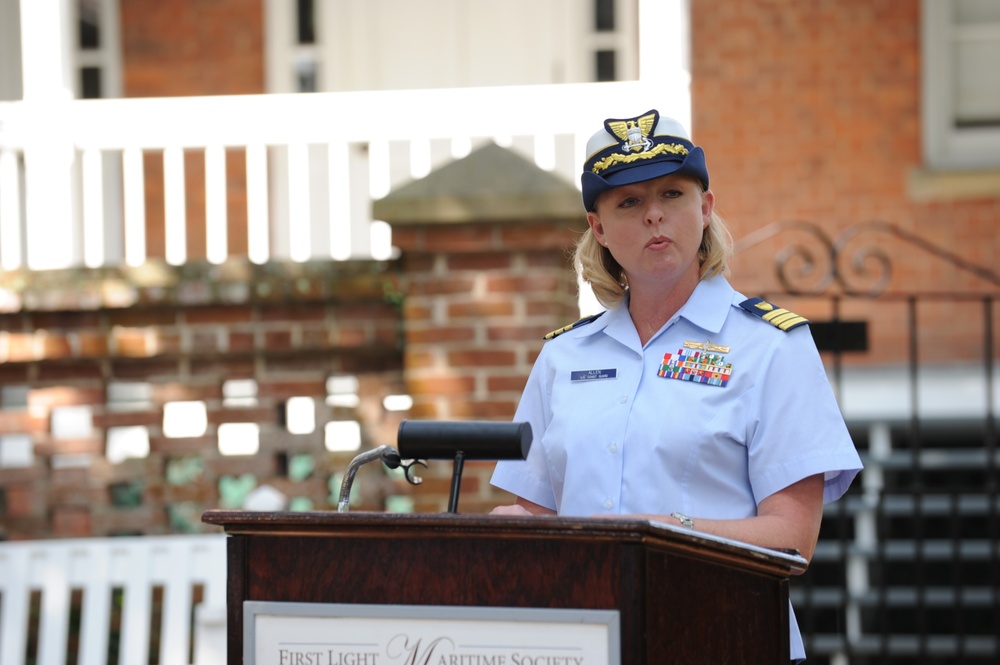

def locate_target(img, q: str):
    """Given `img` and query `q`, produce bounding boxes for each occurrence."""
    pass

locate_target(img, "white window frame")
[0,0,23,100]
[921,0,1000,170]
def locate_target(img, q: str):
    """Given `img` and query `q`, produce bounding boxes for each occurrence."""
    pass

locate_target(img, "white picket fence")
[0,534,227,665]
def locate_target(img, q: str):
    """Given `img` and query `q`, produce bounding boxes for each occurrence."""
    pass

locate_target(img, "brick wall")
[691,0,1000,363]
[0,207,584,538]
[120,0,263,98]
[693,0,923,246]
[120,0,263,263]
[0,260,410,540]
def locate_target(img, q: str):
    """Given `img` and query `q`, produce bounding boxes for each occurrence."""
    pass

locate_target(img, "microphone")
[396,420,533,512]
[396,420,532,460]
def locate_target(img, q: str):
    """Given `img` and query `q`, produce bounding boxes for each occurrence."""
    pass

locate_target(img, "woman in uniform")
[490,109,863,663]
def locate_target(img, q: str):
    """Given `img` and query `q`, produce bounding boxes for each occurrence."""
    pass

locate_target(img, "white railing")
[0,534,227,665]
[0,80,691,271]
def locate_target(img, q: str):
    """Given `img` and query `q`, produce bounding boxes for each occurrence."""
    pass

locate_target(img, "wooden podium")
[202,511,806,664]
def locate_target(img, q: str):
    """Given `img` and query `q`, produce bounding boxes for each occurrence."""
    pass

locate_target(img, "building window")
[80,66,101,98]
[74,0,121,99]
[296,0,316,45]
[595,0,615,32]
[595,49,616,82]
[296,59,318,93]
[922,0,1000,169]
[79,0,100,49]
[293,0,319,92]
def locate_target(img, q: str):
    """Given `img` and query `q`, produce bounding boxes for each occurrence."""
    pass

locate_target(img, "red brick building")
[0,0,996,525]
[2,2,1000,660]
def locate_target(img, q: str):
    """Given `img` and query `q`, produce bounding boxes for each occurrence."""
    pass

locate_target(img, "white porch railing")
[0,80,690,271]
[0,534,227,665]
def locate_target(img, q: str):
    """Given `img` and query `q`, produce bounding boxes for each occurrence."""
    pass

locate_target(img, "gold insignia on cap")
[607,111,658,153]
[590,143,690,174]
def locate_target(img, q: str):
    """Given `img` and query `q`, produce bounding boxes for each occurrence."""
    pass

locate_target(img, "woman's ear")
[587,211,606,246]
[701,189,715,228]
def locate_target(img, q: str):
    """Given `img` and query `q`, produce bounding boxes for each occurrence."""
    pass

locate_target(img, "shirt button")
[608,442,617,453]
[604,498,613,509]
[618,395,628,404]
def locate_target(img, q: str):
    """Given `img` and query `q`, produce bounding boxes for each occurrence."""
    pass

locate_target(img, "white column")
[123,146,146,266]
[163,146,186,265]
[81,148,105,267]
[0,150,22,270]
[99,0,123,98]
[368,138,391,200]
[268,146,291,260]
[205,145,227,264]
[327,140,351,260]
[287,141,311,262]
[346,141,370,259]
[263,0,294,93]
[19,0,79,269]
[246,143,270,264]
[19,0,74,102]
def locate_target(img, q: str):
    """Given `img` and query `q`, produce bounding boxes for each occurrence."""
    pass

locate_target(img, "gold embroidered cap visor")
[581,109,709,212]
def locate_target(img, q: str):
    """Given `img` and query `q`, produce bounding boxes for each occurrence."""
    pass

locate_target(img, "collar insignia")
[543,311,605,340]
[739,297,809,332]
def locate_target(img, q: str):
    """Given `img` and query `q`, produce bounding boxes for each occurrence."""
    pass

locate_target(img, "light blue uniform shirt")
[491,275,863,661]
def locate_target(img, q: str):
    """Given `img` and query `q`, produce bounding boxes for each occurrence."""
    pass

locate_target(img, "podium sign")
[246,601,619,665]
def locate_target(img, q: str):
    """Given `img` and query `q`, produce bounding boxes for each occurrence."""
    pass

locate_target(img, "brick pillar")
[379,143,585,512]
[393,218,583,421]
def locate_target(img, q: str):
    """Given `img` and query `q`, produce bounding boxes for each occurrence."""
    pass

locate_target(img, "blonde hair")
[575,208,734,309]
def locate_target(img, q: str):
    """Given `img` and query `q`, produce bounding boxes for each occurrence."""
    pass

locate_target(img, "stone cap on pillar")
[373,142,583,226]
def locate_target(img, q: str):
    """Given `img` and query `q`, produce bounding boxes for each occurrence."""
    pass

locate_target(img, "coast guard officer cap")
[581,109,709,212]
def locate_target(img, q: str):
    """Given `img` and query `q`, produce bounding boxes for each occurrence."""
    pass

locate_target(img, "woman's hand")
[489,497,557,516]
[490,504,536,516]
[623,473,825,568]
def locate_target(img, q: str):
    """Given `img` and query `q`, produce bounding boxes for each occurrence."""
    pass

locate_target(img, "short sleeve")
[490,349,559,510]
[745,326,863,505]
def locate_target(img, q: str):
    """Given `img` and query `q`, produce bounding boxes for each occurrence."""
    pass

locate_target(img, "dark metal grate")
[738,221,1000,663]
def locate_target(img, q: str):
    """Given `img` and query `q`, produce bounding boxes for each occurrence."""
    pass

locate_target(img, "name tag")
[571,368,618,382]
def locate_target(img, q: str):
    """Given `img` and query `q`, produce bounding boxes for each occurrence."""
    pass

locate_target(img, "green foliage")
[218,474,257,509]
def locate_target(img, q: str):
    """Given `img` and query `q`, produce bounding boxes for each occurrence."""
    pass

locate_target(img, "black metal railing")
[736,221,1000,664]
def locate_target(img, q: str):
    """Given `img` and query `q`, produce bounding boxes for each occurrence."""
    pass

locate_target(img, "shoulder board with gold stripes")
[738,298,809,332]
[543,311,605,340]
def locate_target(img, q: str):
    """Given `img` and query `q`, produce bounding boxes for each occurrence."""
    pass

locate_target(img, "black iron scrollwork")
[735,220,1000,296]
